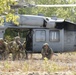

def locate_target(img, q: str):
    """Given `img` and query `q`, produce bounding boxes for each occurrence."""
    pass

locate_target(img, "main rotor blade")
[36,4,76,7]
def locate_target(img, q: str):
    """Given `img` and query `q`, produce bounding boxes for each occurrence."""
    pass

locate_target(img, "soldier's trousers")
[42,54,51,59]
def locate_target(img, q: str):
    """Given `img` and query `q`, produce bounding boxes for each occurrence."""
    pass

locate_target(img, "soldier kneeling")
[41,43,54,60]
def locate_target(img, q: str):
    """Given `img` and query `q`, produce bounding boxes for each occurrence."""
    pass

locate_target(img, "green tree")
[0,0,19,25]
[19,0,76,22]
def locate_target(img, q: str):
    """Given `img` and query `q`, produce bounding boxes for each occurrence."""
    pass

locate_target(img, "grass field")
[0,52,76,75]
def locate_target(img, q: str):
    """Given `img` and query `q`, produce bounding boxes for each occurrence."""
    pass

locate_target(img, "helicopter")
[1,0,76,53]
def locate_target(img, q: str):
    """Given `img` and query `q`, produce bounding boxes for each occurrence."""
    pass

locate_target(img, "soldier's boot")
[25,52,28,59]
[47,54,52,60]
[42,56,44,60]
[4,51,9,60]
[17,52,21,60]
[12,53,17,61]
[22,52,26,60]
[42,54,47,60]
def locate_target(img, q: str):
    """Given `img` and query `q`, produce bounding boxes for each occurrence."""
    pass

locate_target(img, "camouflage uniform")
[0,38,6,60]
[21,41,26,59]
[15,36,26,60]
[41,43,53,59]
[3,40,9,60]
[11,40,19,60]
[6,40,18,60]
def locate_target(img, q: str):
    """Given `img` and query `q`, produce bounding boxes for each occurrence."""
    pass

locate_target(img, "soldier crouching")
[41,43,54,60]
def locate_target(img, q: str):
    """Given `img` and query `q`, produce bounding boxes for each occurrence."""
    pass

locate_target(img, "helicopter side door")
[33,29,64,53]
[33,29,46,52]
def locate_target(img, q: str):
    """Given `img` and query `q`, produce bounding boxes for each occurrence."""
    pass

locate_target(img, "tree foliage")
[19,0,76,22]
[0,0,19,25]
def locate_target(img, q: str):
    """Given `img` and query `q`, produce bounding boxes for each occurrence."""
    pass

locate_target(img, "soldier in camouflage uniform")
[0,38,6,60]
[8,38,19,60]
[21,40,26,59]
[15,36,26,60]
[41,43,54,59]
[3,39,9,60]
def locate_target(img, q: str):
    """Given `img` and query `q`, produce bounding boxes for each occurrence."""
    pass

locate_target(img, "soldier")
[15,36,21,45]
[9,38,19,60]
[21,40,26,60]
[0,38,6,60]
[3,39,9,60]
[41,43,54,59]
[15,36,26,60]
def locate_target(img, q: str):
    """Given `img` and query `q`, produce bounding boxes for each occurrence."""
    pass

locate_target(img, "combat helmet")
[43,43,49,46]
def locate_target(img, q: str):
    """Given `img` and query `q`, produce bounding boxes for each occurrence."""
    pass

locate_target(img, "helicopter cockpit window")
[35,30,46,42]
[49,30,60,42]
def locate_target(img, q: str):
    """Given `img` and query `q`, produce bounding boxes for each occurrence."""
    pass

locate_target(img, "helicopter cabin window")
[35,30,46,42]
[49,30,60,42]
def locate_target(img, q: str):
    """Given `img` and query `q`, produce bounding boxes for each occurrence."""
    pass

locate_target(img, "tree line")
[19,0,76,22]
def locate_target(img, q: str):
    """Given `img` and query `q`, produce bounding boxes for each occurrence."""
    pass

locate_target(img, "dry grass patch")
[0,52,75,74]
